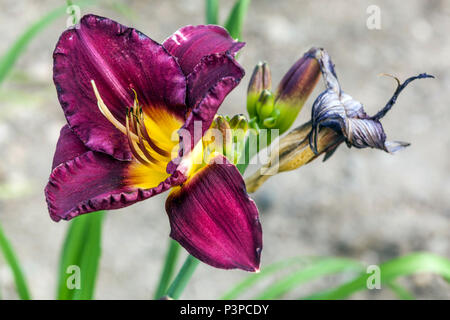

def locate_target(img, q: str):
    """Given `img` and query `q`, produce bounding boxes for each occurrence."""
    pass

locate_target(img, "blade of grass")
[302,252,450,300]
[72,211,104,300]
[221,256,312,299]
[57,213,88,300]
[57,211,105,300]
[0,0,95,86]
[206,0,219,25]
[0,221,31,299]
[165,255,200,299]
[154,239,181,299]
[224,0,251,40]
[254,257,364,299]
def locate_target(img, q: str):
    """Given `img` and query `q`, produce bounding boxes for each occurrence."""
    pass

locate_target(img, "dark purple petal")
[163,25,244,75]
[46,151,186,222]
[52,125,89,170]
[166,155,262,272]
[172,53,244,165]
[53,14,187,160]
[187,52,245,108]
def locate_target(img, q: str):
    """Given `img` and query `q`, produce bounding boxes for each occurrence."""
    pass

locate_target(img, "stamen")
[91,80,128,136]
[92,80,145,145]
[91,80,173,163]
[139,112,170,157]
[136,123,160,164]
[129,89,140,133]
[129,109,138,134]
[125,116,152,167]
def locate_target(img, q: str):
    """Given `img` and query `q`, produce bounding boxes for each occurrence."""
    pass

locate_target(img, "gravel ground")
[0,0,449,299]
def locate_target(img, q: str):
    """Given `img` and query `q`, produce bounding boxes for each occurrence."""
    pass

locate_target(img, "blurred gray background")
[0,0,448,299]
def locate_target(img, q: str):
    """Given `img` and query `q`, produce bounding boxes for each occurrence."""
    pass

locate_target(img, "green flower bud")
[255,89,275,120]
[229,114,245,129]
[237,116,249,132]
[273,48,322,134]
[208,114,252,164]
[212,115,232,155]
[247,61,271,118]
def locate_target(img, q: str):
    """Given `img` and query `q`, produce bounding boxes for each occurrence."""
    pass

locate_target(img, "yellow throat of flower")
[91,80,182,189]
[91,80,222,190]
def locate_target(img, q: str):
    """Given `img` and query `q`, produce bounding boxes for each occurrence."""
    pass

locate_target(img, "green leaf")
[0,222,31,299]
[154,239,181,299]
[255,257,364,299]
[206,0,219,25]
[57,211,105,300]
[0,0,95,86]
[221,256,310,299]
[303,252,450,300]
[224,0,251,40]
[165,255,200,300]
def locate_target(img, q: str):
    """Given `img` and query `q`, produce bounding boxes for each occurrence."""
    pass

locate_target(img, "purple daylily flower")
[45,15,262,272]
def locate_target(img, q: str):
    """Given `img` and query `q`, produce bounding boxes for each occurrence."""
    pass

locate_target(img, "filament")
[91,80,171,166]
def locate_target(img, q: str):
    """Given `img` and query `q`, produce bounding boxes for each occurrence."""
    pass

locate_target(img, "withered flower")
[245,48,433,193]
[309,49,434,155]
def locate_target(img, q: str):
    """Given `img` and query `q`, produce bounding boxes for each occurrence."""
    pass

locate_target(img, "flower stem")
[165,255,200,299]
[0,221,31,300]
[154,239,181,299]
